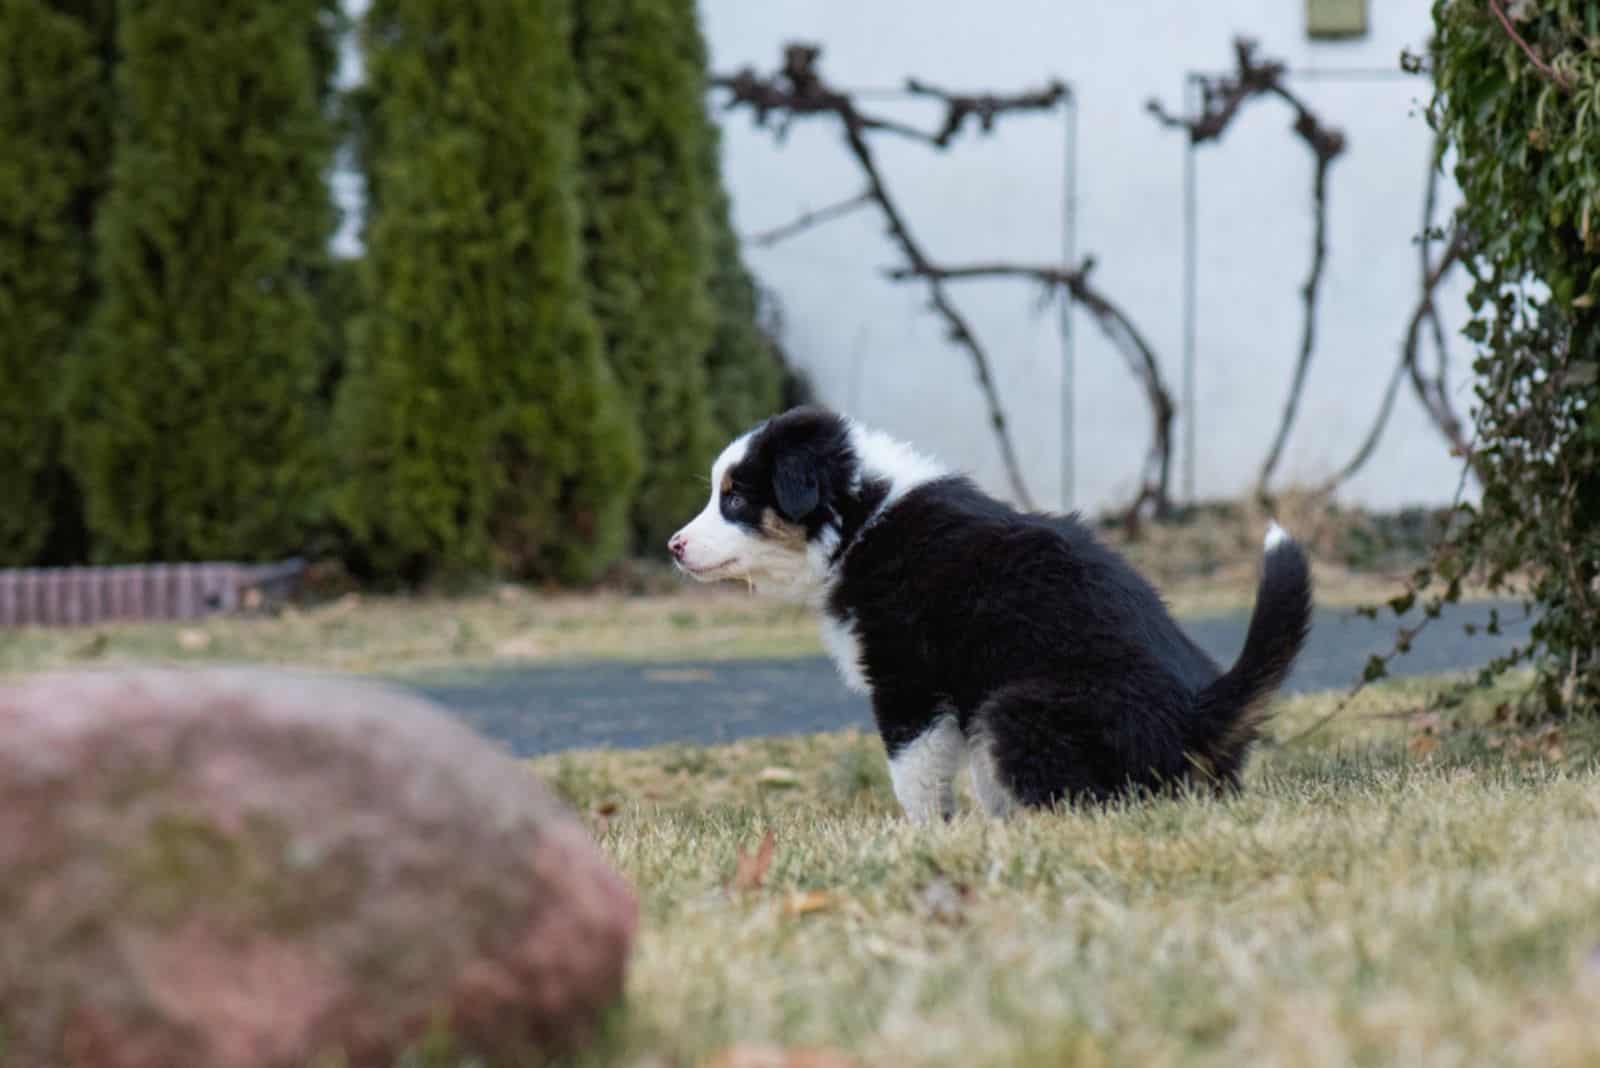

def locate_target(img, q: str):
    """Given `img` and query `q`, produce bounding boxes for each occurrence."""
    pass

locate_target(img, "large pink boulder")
[0,668,636,1068]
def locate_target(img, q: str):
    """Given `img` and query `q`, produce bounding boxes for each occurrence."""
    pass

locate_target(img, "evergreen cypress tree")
[573,0,723,549]
[701,127,783,438]
[0,0,107,564]
[335,0,639,582]
[65,0,338,562]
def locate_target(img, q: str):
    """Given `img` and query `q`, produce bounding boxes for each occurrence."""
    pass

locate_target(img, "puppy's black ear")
[773,451,821,521]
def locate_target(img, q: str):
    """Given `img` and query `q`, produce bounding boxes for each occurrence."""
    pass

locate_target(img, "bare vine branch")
[746,190,874,248]
[712,44,1067,150]
[1147,38,1348,499]
[1488,0,1575,91]
[903,77,1069,147]
[717,44,1179,517]
[1257,142,1335,495]
[1146,39,1345,157]
[1409,141,1473,456]
[714,44,1063,507]
[1319,132,1477,496]
[834,118,1035,508]
[712,46,941,147]
[1146,40,1282,144]
[886,259,1176,518]
[1315,226,1469,494]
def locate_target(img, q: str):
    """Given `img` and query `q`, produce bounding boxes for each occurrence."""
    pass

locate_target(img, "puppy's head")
[668,407,855,596]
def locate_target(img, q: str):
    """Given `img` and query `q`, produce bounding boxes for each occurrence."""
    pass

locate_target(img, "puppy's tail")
[1189,522,1312,780]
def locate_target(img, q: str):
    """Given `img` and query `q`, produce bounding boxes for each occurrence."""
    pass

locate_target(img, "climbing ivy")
[1417,0,1600,715]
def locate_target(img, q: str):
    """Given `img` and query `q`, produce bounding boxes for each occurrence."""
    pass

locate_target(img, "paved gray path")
[408,601,1531,757]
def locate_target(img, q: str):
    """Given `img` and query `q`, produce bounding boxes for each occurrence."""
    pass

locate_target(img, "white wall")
[702,1,1471,514]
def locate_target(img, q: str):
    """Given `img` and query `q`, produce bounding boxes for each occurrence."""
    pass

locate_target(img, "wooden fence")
[0,559,305,627]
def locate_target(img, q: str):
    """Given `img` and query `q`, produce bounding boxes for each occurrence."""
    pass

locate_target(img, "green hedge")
[64,0,338,562]
[701,123,783,440]
[0,0,107,564]
[334,0,640,582]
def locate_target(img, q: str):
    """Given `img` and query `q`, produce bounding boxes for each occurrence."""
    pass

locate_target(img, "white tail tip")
[1264,521,1290,551]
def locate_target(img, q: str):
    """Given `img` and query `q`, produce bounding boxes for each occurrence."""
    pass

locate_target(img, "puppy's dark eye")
[724,492,744,511]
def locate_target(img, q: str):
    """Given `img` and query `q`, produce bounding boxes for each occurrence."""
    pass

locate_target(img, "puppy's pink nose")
[668,534,687,561]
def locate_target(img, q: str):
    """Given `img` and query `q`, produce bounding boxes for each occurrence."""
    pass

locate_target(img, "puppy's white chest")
[819,613,870,694]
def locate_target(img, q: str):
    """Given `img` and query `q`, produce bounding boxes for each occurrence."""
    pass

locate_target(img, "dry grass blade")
[781,890,839,918]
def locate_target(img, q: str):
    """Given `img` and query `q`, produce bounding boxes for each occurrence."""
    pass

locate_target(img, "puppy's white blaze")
[1264,521,1290,551]
[709,430,754,497]
[819,613,868,693]
[887,715,965,823]
[967,735,1015,819]
[847,422,946,504]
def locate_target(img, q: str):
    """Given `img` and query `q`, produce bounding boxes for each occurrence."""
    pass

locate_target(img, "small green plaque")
[1307,0,1368,39]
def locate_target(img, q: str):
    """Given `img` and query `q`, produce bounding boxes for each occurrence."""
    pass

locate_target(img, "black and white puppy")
[668,406,1312,821]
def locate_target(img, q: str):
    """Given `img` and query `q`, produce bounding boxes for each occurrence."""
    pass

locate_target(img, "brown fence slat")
[167,565,185,620]
[119,567,141,623]
[175,568,195,620]
[152,564,173,621]
[62,570,83,627]
[89,567,109,626]
[21,571,41,627]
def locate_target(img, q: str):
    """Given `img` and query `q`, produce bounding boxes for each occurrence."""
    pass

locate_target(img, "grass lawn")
[0,502,1567,1066]
[535,680,1600,1068]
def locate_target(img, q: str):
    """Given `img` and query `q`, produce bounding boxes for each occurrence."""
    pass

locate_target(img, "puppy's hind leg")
[966,731,1017,819]
[885,713,965,824]
[971,680,1190,808]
